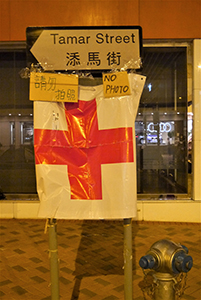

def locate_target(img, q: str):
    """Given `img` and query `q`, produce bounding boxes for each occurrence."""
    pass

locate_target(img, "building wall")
[0,0,200,41]
[0,199,200,222]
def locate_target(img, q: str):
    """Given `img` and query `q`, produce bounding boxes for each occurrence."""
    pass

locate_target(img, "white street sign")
[29,27,142,71]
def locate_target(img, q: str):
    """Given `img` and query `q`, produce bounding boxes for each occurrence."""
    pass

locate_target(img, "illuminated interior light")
[9,113,12,116]
[164,112,167,115]
[198,65,201,69]
[160,122,171,133]
[18,114,21,116]
[177,112,180,115]
[148,83,152,92]
[147,122,172,133]
[147,122,155,133]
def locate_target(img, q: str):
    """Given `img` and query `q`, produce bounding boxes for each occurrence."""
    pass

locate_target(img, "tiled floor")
[0,219,200,300]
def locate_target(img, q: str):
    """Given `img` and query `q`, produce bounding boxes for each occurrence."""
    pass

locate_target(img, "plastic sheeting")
[34,73,146,219]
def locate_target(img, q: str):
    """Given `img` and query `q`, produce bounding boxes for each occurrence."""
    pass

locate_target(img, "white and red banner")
[34,73,146,219]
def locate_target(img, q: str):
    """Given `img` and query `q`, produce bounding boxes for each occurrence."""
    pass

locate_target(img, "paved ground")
[0,219,200,300]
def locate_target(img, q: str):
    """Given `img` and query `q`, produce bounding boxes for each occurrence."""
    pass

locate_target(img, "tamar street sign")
[26,26,142,71]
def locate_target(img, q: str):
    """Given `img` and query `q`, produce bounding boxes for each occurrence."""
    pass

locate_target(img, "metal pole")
[48,218,60,300]
[123,218,133,300]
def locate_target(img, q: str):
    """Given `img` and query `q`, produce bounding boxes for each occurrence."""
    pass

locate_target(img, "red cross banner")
[34,73,146,219]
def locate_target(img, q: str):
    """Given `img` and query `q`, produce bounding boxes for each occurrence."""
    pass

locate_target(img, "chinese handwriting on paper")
[55,88,76,101]
[34,74,57,91]
[32,73,77,102]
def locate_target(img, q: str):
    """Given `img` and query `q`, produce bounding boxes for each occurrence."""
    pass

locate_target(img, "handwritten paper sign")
[30,72,78,102]
[103,71,131,98]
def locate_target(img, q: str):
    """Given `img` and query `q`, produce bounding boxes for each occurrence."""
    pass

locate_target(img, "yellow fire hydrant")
[139,239,193,300]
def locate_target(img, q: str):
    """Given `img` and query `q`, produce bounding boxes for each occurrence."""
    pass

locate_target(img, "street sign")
[26,26,142,71]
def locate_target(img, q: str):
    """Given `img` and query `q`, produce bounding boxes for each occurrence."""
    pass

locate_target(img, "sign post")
[48,219,60,300]
[124,218,133,300]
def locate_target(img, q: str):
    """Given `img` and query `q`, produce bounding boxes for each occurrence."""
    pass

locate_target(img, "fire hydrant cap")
[174,253,193,273]
[139,254,156,269]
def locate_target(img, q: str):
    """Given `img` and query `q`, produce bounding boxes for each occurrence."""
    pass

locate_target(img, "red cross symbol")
[34,99,134,200]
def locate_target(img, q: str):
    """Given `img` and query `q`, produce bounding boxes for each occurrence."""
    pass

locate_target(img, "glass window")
[0,45,190,197]
[0,50,36,194]
[136,47,188,196]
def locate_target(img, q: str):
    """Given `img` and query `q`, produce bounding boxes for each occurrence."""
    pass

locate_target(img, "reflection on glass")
[0,51,36,194]
[0,47,189,197]
[136,47,188,195]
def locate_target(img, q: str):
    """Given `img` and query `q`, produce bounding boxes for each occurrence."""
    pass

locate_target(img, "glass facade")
[0,45,190,197]
[136,47,188,196]
[0,50,36,193]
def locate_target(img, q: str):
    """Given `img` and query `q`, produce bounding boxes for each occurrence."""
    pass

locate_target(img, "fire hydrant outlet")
[139,254,156,269]
[174,252,193,273]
